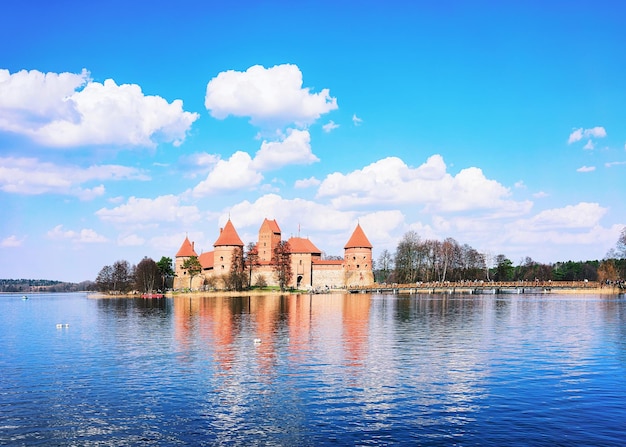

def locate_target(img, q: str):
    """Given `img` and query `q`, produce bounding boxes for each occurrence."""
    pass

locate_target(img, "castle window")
[299,260,302,265]
[357,265,360,268]
[220,256,223,261]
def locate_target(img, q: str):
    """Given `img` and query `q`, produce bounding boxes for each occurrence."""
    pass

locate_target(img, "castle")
[173,218,374,290]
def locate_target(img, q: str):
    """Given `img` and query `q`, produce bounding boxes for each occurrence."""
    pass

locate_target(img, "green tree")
[272,240,292,292]
[156,256,174,291]
[494,255,514,281]
[182,256,202,289]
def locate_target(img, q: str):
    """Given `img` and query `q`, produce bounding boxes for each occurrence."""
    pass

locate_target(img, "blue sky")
[1,0,624,282]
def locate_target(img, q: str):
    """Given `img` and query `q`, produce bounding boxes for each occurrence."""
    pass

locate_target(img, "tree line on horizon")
[91,228,626,294]
[94,256,175,294]
[375,228,626,284]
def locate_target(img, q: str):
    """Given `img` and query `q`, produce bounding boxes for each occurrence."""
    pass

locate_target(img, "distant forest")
[0,279,95,293]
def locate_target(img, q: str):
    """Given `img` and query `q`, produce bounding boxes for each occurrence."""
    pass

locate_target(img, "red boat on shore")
[141,293,164,299]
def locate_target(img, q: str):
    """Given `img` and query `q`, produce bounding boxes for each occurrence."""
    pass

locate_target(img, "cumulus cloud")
[229,193,354,232]
[0,68,199,147]
[47,225,107,243]
[192,151,263,196]
[1,235,25,247]
[253,129,318,170]
[577,165,596,172]
[191,129,318,196]
[316,154,531,215]
[323,120,339,132]
[96,195,203,224]
[295,176,321,188]
[204,64,337,128]
[526,202,607,230]
[352,114,363,126]
[0,156,148,199]
[568,126,606,144]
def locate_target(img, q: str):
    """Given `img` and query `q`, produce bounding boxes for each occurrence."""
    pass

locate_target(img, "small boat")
[141,293,164,299]
[22,295,28,300]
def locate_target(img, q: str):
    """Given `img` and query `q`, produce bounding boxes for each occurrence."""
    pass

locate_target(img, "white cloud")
[0,157,148,199]
[47,225,107,243]
[0,68,199,147]
[568,126,607,144]
[192,129,319,196]
[1,235,25,247]
[192,151,263,196]
[526,202,607,230]
[97,195,203,224]
[352,114,363,126]
[317,154,531,215]
[605,161,626,168]
[583,140,594,150]
[117,234,146,246]
[253,129,318,170]
[577,165,596,172]
[294,176,321,188]
[533,191,549,198]
[323,120,340,132]
[204,64,337,128]
[229,193,354,232]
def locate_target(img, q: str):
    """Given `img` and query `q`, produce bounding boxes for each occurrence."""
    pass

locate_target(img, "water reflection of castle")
[174,219,374,290]
[173,294,372,376]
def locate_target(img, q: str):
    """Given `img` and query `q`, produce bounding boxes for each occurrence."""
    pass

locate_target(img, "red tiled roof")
[214,219,244,247]
[261,218,281,234]
[198,251,214,269]
[176,236,198,257]
[288,237,321,254]
[344,223,372,249]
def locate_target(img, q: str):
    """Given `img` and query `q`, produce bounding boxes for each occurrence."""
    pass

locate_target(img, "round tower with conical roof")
[174,236,198,289]
[213,219,244,279]
[343,223,374,287]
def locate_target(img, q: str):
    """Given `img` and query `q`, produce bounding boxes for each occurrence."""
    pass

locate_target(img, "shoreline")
[86,286,623,299]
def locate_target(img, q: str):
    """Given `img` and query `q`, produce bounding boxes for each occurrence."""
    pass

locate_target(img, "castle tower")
[174,236,198,289]
[213,219,244,275]
[343,223,374,287]
[258,218,281,262]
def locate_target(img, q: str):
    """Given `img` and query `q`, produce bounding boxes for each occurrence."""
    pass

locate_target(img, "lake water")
[1,292,625,446]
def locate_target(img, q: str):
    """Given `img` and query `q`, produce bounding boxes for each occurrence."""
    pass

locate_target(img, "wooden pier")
[348,280,623,295]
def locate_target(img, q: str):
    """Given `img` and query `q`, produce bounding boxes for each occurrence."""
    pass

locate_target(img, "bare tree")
[272,240,292,291]
[245,242,260,288]
[135,257,160,293]
[227,246,247,291]
[376,249,394,283]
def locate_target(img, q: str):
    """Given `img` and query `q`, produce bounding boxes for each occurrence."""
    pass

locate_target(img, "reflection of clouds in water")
[167,293,626,442]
